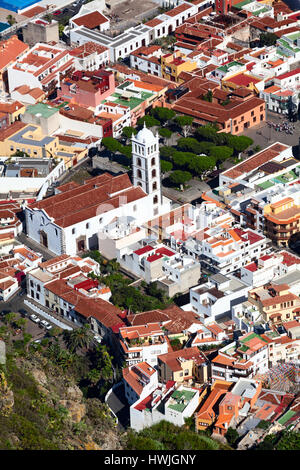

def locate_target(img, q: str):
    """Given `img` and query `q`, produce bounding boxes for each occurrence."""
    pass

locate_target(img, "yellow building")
[248,283,300,324]
[56,144,88,169]
[221,72,261,95]
[0,121,58,159]
[0,101,26,125]
[0,121,87,168]
[157,347,209,384]
[161,51,197,83]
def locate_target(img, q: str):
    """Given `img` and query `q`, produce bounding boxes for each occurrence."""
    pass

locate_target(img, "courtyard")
[243,111,300,151]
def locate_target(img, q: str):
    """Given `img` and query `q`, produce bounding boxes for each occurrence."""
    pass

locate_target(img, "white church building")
[24,126,171,256]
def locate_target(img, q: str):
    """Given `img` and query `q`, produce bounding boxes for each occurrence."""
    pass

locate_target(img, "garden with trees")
[84,250,173,313]
[100,106,254,191]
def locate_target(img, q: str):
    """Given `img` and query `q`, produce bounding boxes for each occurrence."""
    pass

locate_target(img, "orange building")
[196,378,262,436]
[172,76,265,134]
[264,196,300,247]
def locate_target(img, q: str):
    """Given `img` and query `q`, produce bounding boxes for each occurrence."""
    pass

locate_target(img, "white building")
[130,383,199,432]
[117,239,200,295]
[211,332,269,382]
[123,362,158,406]
[25,126,171,256]
[186,273,250,324]
[0,244,42,301]
[70,23,152,63]
[119,323,169,367]
[240,253,283,288]
[70,42,110,71]
[129,45,163,77]
[7,43,74,93]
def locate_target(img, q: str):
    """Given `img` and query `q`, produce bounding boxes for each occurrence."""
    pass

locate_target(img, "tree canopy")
[101,137,121,153]
[159,128,172,138]
[161,160,173,173]
[209,145,233,162]
[260,32,278,47]
[159,146,174,161]
[137,115,160,128]
[169,170,192,186]
[122,126,137,139]
[150,107,176,124]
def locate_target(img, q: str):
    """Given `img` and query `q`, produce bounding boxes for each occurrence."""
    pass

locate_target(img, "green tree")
[188,155,216,175]
[225,427,239,447]
[161,160,173,173]
[150,107,175,126]
[159,146,174,161]
[203,89,213,102]
[177,137,204,154]
[96,345,114,381]
[14,318,27,330]
[137,115,160,128]
[195,124,219,142]
[225,135,253,153]
[172,151,194,170]
[260,32,277,47]
[159,127,172,144]
[58,23,65,38]
[209,145,233,162]
[101,137,121,155]
[44,13,53,22]
[174,115,193,137]
[169,170,192,187]
[64,324,91,353]
[122,126,137,142]
[87,368,101,386]
[6,15,16,26]
[3,312,16,326]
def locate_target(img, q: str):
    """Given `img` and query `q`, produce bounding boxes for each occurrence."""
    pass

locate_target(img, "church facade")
[25,126,171,256]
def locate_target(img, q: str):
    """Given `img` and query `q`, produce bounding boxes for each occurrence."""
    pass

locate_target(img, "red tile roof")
[0,36,29,71]
[276,67,300,81]
[73,11,109,28]
[29,173,147,228]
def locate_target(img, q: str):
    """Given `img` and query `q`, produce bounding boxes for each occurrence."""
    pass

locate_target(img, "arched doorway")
[40,230,48,248]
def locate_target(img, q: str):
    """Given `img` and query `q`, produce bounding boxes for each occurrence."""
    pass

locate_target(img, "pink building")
[57,69,115,108]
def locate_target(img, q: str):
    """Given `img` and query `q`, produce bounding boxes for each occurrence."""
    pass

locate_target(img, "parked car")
[19,309,28,318]
[40,320,53,330]
[30,314,40,323]
[53,10,62,15]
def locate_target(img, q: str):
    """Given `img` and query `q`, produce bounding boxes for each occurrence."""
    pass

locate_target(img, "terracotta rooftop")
[29,173,147,228]
[158,347,207,372]
[73,11,109,28]
[0,36,29,71]
[223,143,288,179]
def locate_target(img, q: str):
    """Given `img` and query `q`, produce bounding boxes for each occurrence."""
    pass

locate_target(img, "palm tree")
[87,368,101,386]
[6,15,16,26]
[64,324,91,353]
